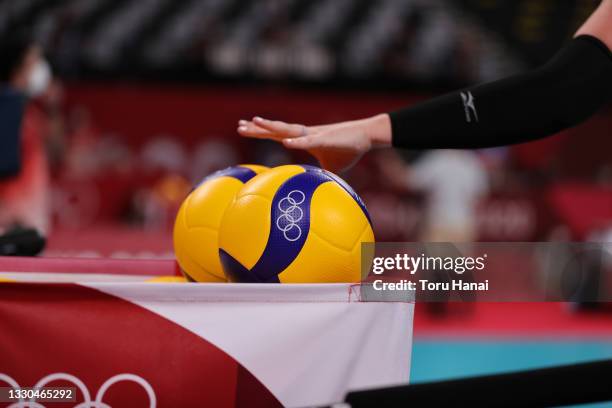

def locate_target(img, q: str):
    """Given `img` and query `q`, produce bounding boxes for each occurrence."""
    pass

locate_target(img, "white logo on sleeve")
[461,91,479,123]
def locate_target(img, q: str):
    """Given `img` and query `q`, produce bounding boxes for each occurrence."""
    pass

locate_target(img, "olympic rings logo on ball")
[276,190,306,242]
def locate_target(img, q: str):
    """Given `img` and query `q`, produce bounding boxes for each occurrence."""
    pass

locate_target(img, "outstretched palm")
[237,117,374,173]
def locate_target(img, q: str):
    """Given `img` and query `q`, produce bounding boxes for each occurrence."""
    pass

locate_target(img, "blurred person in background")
[0,35,52,255]
[378,149,488,242]
[237,1,611,173]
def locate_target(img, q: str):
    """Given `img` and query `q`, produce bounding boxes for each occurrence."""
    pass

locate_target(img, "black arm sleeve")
[389,35,612,149]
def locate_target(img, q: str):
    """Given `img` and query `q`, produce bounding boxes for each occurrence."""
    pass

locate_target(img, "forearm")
[362,114,392,147]
[388,35,612,149]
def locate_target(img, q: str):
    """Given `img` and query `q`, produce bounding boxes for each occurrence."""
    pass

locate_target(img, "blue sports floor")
[411,340,612,407]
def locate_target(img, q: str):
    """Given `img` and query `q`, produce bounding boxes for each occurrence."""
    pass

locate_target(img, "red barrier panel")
[0,257,176,276]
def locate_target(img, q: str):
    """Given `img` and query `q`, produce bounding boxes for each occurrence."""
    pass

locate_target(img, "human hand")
[237,114,391,173]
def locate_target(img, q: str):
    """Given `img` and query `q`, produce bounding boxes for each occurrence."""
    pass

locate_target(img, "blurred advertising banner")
[0,281,413,408]
[362,242,612,302]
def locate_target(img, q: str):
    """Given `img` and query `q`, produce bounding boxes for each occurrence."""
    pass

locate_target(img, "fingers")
[237,117,307,141]
[252,117,305,138]
[237,120,278,139]
[282,135,323,150]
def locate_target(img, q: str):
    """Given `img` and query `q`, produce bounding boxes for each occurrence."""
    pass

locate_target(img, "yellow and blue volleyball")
[218,165,374,283]
[173,164,268,282]
[145,276,188,283]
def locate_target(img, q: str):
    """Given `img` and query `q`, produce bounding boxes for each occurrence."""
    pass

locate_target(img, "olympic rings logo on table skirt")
[0,372,156,408]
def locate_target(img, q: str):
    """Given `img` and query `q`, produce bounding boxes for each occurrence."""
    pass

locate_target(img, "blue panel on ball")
[247,170,330,282]
[198,165,257,187]
[300,165,372,224]
[219,249,279,283]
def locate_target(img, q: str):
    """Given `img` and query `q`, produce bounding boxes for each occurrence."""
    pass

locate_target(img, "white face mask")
[26,59,51,97]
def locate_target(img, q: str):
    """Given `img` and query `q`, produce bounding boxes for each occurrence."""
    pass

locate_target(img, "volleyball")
[146,276,188,283]
[218,165,374,283]
[173,164,268,282]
